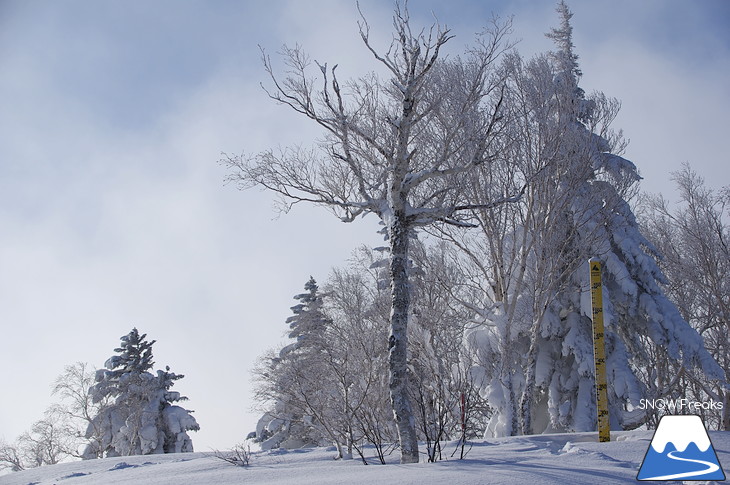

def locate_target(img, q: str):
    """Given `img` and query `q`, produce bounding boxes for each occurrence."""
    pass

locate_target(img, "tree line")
[235,2,727,464]
[252,162,729,463]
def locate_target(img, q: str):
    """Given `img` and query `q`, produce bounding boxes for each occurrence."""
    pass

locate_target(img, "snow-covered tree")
[520,2,723,437]
[254,278,332,451]
[51,362,111,458]
[440,1,723,438]
[511,0,637,436]
[283,277,327,356]
[0,364,105,471]
[151,367,200,453]
[430,4,607,436]
[254,256,403,463]
[0,439,25,472]
[641,165,730,429]
[322,249,396,463]
[84,328,199,458]
[0,408,76,471]
[407,240,490,461]
[224,5,514,463]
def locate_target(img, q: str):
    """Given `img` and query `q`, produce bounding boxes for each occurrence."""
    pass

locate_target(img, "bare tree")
[17,413,70,467]
[642,165,730,429]
[0,364,103,472]
[407,240,479,461]
[211,443,252,467]
[0,440,25,472]
[0,408,76,471]
[51,362,110,458]
[223,5,512,463]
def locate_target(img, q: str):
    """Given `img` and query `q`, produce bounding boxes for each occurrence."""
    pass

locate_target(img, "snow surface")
[2,430,728,484]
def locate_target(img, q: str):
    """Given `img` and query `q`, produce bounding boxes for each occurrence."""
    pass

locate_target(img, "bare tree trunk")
[520,300,555,435]
[388,215,419,464]
[506,372,519,437]
[520,327,539,435]
[225,5,513,463]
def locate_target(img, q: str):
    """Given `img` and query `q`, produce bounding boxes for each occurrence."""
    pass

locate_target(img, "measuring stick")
[589,258,610,442]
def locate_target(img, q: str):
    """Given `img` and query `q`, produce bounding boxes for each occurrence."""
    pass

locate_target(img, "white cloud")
[0,36,380,447]
[572,6,730,196]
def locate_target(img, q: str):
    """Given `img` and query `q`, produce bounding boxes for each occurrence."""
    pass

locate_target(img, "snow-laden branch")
[227,4,516,464]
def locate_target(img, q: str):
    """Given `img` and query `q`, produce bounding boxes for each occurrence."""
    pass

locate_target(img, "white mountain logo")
[637,414,725,481]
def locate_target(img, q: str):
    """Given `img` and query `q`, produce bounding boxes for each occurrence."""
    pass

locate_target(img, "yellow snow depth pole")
[589,258,610,442]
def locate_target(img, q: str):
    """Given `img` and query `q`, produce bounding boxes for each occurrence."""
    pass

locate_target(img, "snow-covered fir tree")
[283,277,328,357]
[152,367,200,453]
[453,1,724,438]
[522,1,722,436]
[83,328,199,458]
[254,278,330,451]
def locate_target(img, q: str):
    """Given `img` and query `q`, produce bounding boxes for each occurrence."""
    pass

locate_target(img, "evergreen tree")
[517,1,724,435]
[450,1,724,438]
[254,278,331,451]
[282,277,327,356]
[84,328,198,458]
[153,367,200,453]
[110,328,155,375]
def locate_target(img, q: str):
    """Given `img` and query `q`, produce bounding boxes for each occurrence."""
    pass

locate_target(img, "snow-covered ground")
[2,430,728,485]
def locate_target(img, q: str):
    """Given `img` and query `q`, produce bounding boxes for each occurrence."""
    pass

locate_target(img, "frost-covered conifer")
[517,2,723,436]
[83,329,198,458]
[254,278,330,451]
[458,1,723,438]
[153,367,200,453]
[283,277,327,356]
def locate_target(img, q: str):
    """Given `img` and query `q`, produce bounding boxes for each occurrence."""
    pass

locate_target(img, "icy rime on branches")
[253,278,334,453]
[252,249,489,463]
[84,328,199,458]
[231,0,725,462]
[641,166,730,430]
[434,1,724,438]
[223,4,516,464]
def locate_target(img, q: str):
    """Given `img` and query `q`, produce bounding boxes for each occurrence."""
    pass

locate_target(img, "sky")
[0,0,728,452]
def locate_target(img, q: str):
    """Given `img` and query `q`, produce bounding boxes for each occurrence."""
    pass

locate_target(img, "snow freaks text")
[638,399,724,412]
